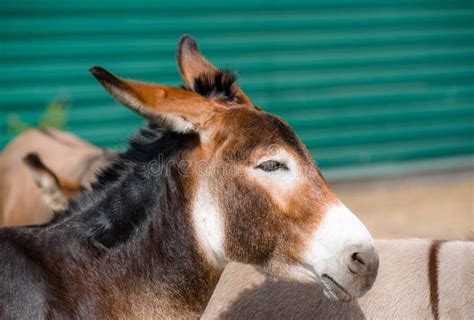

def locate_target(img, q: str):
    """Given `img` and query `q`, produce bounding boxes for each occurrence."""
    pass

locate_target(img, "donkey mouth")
[321,274,352,303]
[299,263,353,303]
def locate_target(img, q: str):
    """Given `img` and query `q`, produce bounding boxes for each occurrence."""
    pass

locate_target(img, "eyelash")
[255,160,289,172]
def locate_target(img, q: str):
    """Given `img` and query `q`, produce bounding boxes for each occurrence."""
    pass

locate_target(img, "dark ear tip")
[178,34,199,52]
[23,152,43,170]
[89,66,108,78]
[89,66,125,88]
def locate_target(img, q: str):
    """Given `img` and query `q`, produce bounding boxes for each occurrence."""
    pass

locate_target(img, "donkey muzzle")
[303,203,379,301]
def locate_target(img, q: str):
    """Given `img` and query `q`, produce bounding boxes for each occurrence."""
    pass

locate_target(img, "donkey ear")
[23,153,83,192]
[23,153,81,211]
[90,66,216,133]
[177,35,252,105]
[23,153,61,191]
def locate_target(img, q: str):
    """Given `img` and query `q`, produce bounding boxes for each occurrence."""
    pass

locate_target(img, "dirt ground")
[332,170,474,239]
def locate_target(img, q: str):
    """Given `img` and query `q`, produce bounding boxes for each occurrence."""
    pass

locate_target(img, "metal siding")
[1,0,473,175]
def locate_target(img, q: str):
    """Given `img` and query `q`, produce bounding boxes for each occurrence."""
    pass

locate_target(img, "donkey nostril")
[347,248,379,292]
[351,252,366,266]
[348,252,369,274]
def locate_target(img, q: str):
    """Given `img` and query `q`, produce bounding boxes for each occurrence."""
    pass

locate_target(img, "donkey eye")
[256,160,289,172]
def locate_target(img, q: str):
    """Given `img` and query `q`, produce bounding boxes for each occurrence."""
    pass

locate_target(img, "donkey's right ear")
[177,35,252,105]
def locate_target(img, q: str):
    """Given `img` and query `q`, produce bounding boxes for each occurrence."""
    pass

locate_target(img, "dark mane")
[183,69,238,101]
[45,127,197,249]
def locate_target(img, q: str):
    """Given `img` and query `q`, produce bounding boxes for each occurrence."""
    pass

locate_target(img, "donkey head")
[90,35,378,302]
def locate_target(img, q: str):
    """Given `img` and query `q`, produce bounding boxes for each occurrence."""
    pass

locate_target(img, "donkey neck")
[46,129,222,317]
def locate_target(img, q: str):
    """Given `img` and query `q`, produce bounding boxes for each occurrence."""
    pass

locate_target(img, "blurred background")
[1,0,473,238]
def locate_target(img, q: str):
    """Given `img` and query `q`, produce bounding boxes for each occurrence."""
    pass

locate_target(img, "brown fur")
[90,39,342,278]
[198,107,337,267]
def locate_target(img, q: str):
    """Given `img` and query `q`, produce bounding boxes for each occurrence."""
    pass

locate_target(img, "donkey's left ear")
[177,35,252,105]
[90,66,216,133]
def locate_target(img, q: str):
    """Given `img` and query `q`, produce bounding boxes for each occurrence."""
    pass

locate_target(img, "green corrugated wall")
[1,0,473,178]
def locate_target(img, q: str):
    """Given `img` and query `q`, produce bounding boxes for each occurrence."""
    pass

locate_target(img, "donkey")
[0,128,114,226]
[0,35,378,318]
[203,239,474,319]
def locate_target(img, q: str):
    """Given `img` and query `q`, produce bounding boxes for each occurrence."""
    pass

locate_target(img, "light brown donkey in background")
[0,128,115,226]
[203,239,473,320]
